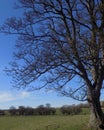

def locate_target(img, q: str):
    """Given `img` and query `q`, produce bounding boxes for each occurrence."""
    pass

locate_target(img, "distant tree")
[60,105,70,115]
[9,106,17,116]
[71,105,82,115]
[78,103,89,108]
[18,106,26,115]
[45,103,51,115]
[60,105,82,115]
[0,110,5,116]
[1,0,104,129]
[37,105,45,115]
[37,105,44,109]
[50,108,56,115]
[36,104,56,115]
[25,107,34,115]
[46,103,51,108]
[45,104,56,115]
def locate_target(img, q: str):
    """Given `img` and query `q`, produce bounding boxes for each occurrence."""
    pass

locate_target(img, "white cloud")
[0,92,15,102]
[0,91,30,103]
[20,91,30,98]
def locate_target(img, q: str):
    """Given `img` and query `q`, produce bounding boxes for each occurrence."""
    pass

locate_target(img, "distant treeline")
[0,102,103,116]
[0,104,56,116]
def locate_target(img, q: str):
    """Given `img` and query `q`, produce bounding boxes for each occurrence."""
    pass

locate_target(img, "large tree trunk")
[88,89,104,130]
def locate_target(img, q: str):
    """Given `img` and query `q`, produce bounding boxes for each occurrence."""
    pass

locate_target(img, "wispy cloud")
[0,92,14,102]
[0,91,30,103]
[20,91,30,98]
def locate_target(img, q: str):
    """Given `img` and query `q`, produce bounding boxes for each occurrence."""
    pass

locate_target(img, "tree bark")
[88,89,104,130]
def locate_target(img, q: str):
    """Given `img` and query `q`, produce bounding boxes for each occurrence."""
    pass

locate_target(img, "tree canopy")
[1,0,104,101]
[1,0,104,129]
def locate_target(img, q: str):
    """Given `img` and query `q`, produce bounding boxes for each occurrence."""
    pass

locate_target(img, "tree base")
[88,124,104,130]
[99,124,104,129]
[88,113,104,130]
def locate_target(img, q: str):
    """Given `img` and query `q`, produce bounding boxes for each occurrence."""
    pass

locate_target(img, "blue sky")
[0,0,84,109]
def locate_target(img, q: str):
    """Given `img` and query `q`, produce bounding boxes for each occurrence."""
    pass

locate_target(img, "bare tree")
[9,106,17,116]
[1,0,104,129]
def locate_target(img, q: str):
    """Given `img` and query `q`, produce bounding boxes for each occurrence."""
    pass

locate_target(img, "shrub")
[60,105,82,115]
[9,106,17,116]
[0,110,5,116]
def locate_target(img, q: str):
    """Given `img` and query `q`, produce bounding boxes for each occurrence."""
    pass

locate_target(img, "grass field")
[0,114,91,130]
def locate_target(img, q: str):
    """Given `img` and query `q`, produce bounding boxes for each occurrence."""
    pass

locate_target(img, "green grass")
[0,115,91,130]
[81,108,90,115]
